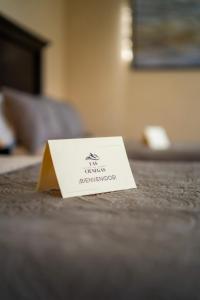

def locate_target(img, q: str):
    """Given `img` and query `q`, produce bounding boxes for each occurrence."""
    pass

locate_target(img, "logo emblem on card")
[37,137,136,198]
[86,153,100,160]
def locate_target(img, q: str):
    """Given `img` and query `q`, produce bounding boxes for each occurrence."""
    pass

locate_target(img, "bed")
[0,155,41,174]
[126,140,200,161]
[0,13,48,154]
[0,14,86,154]
[0,159,200,299]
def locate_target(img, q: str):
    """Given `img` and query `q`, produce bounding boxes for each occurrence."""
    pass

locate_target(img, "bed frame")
[0,13,49,94]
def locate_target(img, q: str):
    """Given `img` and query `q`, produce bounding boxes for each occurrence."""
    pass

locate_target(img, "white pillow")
[0,93,15,148]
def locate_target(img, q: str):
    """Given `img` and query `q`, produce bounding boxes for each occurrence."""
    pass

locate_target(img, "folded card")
[143,126,170,150]
[37,137,136,198]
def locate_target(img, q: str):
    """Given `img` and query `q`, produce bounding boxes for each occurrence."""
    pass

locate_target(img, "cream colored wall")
[66,0,124,137]
[124,71,200,141]
[66,0,200,141]
[0,0,67,98]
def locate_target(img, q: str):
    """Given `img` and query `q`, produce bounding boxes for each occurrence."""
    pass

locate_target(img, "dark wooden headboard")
[0,13,49,94]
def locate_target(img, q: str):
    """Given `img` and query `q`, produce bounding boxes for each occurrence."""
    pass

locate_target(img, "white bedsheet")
[0,155,41,175]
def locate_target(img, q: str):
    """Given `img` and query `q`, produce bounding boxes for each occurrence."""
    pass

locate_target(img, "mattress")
[0,160,200,299]
[125,140,200,161]
[0,155,41,174]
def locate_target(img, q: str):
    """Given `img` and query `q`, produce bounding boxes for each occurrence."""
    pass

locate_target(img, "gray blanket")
[0,161,200,299]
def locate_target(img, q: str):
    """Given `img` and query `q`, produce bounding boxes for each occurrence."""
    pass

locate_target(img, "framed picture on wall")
[132,0,200,69]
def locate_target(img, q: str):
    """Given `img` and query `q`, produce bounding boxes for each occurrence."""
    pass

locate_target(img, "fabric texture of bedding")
[1,160,200,214]
[0,161,200,299]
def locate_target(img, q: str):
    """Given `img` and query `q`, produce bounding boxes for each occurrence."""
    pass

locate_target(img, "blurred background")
[1,0,200,144]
